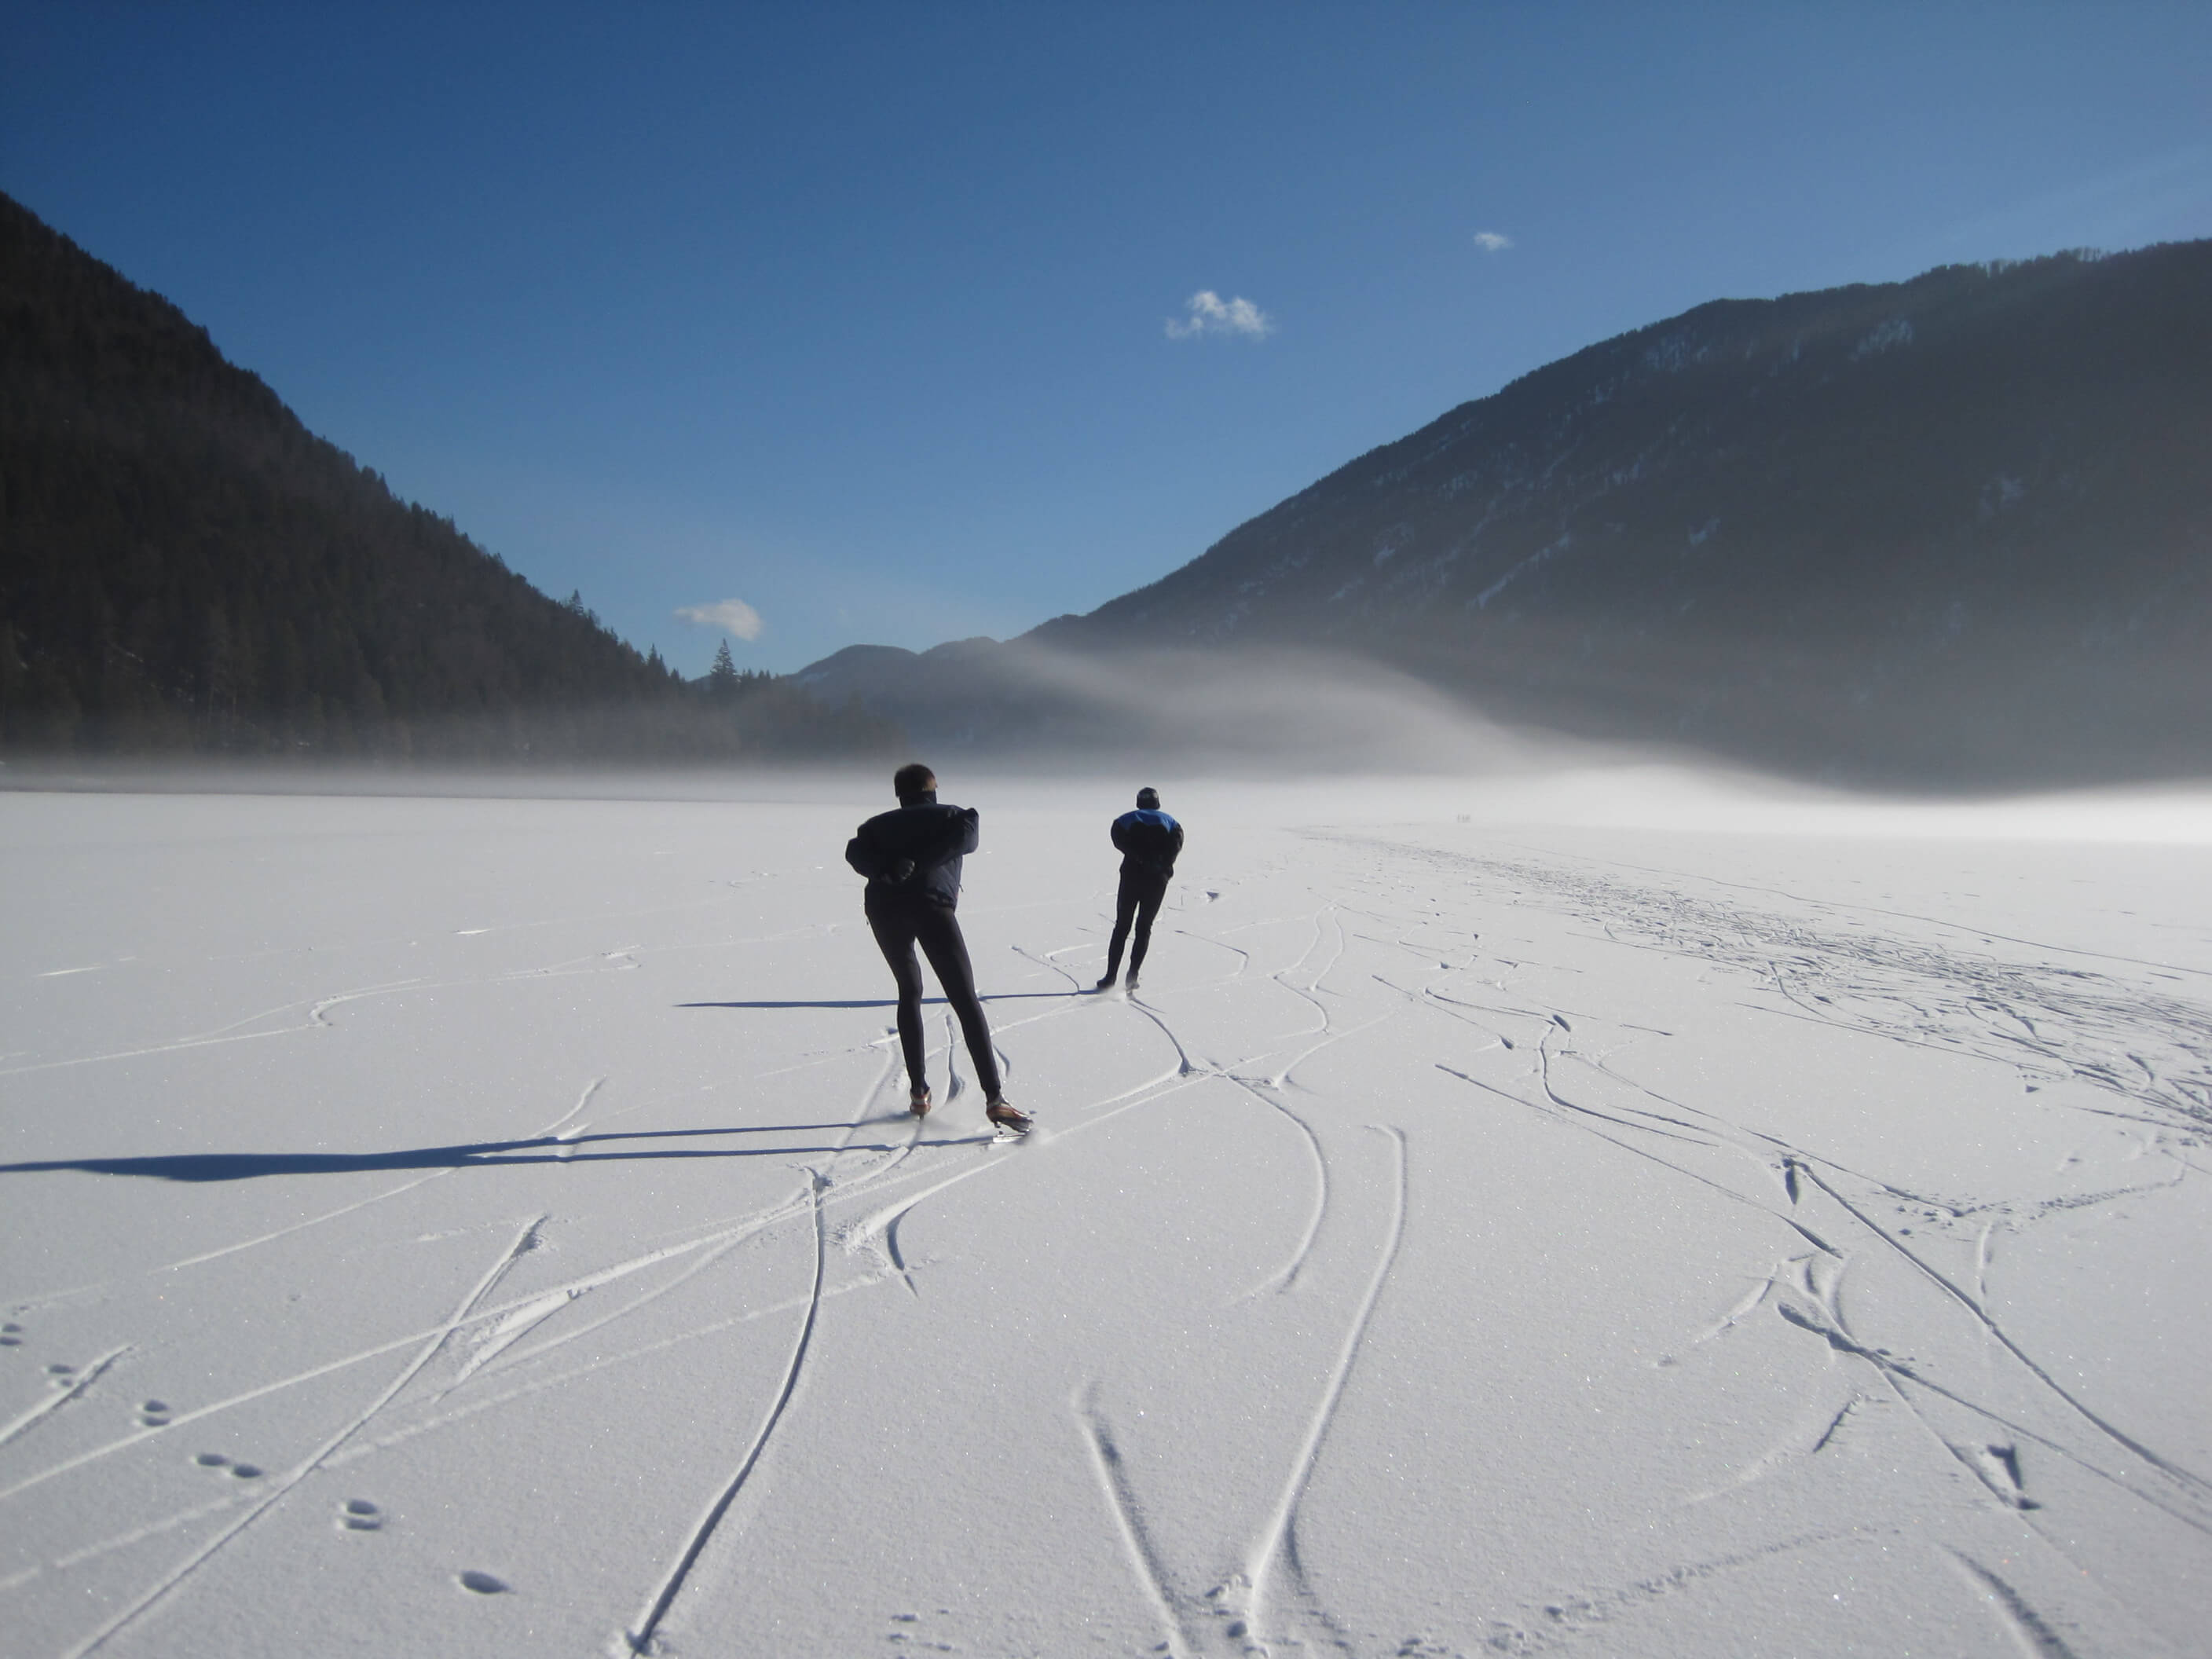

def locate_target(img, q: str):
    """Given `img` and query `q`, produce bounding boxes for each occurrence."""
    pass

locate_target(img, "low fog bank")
[1428,765,2212,844]
[9,639,2209,843]
[797,639,1590,774]
[0,686,903,773]
[0,756,897,804]
[797,632,2212,792]
[9,747,2212,848]
[978,767,2212,848]
[1403,611,2212,790]
[0,644,1594,796]
[20,635,2204,816]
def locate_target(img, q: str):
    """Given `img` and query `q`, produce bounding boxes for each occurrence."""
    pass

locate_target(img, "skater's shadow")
[680,992,1082,1010]
[0,1121,947,1184]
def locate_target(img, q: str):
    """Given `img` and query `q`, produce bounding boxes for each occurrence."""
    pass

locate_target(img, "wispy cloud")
[1165,290,1274,340]
[675,598,765,640]
[1473,230,1514,254]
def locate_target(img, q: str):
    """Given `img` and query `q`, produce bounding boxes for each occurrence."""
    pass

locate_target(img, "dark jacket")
[846,793,980,914]
[1111,808,1183,878]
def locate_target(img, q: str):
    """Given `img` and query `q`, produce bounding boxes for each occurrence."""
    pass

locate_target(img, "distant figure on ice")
[1097,786,1184,993]
[846,764,1030,1134]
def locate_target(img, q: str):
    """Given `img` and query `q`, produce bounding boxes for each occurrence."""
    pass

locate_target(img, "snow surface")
[3,775,2210,1658]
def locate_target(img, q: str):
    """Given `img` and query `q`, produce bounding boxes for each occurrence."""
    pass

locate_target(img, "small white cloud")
[1473,230,1514,254]
[1165,290,1274,340]
[675,598,764,640]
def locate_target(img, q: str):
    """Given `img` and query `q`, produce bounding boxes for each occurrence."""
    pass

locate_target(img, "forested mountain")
[805,242,2212,785]
[0,191,895,763]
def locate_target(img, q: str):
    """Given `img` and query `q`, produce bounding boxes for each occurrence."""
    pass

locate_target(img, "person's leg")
[913,904,1004,1100]
[1101,871,1141,983]
[1127,872,1170,978]
[870,910,930,1094]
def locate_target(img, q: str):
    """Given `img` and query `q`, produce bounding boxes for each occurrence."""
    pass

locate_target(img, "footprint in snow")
[339,1499,383,1532]
[457,1569,509,1595]
[193,1452,263,1479]
[138,1399,172,1428]
[46,1362,76,1386]
[1969,1441,2039,1509]
[0,1322,23,1347]
[885,1611,955,1649]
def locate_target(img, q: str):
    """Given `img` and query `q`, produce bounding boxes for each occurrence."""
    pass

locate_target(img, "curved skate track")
[2,786,2208,1657]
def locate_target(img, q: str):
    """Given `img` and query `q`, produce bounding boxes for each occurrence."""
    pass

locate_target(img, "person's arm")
[1111,814,1130,854]
[844,830,886,879]
[909,807,979,873]
[1170,822,1185,859]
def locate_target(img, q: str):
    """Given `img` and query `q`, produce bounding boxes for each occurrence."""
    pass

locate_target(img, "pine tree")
[708,639,740,701]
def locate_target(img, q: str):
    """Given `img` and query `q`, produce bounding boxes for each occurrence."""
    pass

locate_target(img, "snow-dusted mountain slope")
[804,242,2212,784]
[3,779,2209,1656]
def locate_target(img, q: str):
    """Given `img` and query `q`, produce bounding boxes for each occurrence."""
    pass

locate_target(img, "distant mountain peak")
[809,242,2212,786]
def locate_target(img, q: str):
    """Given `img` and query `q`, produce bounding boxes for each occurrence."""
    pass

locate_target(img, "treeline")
[0,191,898,764]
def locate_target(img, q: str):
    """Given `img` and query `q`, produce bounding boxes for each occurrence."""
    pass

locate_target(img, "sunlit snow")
[2,775,2207,1657]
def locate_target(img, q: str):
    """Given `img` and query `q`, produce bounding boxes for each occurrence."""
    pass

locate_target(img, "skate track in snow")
[1,784,2207,1657]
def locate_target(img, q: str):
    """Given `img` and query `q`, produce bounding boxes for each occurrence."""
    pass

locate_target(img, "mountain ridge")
[805,241,2212,785]
[0,190,896,763]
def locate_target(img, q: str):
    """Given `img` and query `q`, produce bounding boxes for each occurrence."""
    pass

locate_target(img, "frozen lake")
[2,775,2209,1657]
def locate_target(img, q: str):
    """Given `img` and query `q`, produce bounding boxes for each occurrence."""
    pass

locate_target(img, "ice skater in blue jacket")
[1097,787,1183,992]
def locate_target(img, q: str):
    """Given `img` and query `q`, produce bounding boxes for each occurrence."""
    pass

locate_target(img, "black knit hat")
[1136,787,1160,809]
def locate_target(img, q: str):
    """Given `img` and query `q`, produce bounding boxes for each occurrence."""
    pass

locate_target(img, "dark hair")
[1136,786,1160,809]
[893,762,937,799]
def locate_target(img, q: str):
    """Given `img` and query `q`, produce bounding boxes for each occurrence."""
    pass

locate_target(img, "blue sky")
[6,2,2208,674]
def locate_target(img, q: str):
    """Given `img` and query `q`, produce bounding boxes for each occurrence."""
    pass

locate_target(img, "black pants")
[1104,868,1170,982]
[869,900,1002,1100]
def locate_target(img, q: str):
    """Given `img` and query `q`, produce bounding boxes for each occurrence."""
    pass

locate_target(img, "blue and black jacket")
[1111,808,1183,879]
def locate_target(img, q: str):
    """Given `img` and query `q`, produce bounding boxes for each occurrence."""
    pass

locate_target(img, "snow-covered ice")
[2,775,2209,1657]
